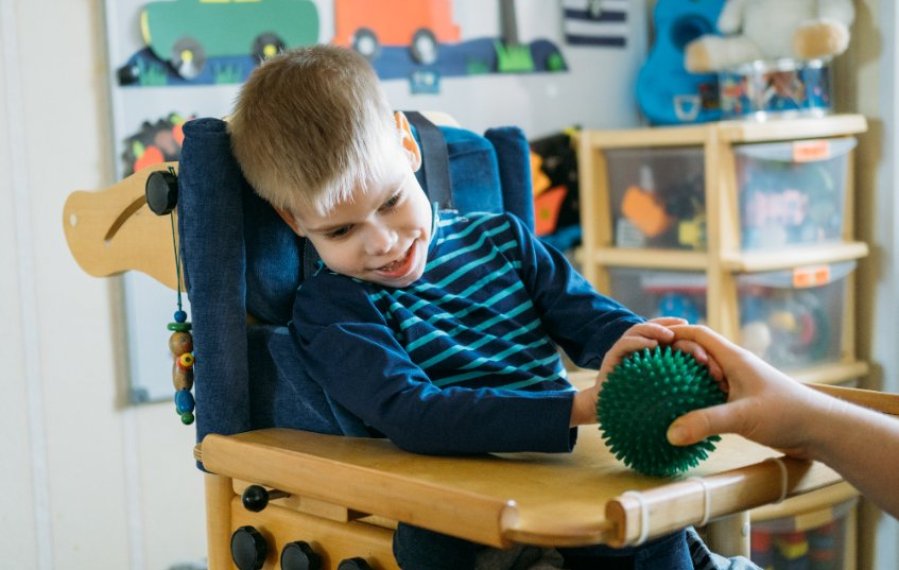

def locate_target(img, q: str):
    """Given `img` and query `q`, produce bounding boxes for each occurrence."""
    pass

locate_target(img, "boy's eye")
[380,192,402,211]
[326,225,353,239]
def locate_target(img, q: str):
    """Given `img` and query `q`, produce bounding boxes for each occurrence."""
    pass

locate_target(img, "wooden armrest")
[200,425,843,549]
[811,383,899,416]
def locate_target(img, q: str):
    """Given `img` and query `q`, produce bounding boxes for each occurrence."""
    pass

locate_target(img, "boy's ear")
[395,111,422,172]
[275,207,305,236]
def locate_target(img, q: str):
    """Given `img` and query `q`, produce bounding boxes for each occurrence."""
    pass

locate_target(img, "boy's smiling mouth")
[374,241,417,278]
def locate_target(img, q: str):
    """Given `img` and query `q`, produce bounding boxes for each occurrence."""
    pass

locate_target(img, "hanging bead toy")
[169,310,195,425]
[147,165,194,425]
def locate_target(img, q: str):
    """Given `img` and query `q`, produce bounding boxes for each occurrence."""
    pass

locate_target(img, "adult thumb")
[667,403,735,446]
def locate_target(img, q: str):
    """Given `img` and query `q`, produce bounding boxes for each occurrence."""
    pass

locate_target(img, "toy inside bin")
[605,147,706,250]
[607,269,709,324]
[608,262,854,371]
[719,58,832,120]
[736,137,856,250]
[751,497,857,570]
[738,261,854,370]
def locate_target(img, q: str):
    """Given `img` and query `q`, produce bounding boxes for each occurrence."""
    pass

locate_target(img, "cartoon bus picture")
[141,0,319,78]
[334,0,460,65]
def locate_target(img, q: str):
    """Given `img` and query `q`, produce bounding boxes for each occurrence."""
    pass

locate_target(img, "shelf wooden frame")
[578,114,870,568]
[579,114,869,368]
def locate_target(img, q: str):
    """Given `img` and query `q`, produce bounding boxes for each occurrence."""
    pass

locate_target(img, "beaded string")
[166,197,195,425]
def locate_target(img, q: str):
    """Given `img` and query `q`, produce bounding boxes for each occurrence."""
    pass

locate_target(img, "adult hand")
[664,325,832,457]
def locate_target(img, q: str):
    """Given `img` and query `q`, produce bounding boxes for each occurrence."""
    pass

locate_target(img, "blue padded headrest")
[178,117,533,442]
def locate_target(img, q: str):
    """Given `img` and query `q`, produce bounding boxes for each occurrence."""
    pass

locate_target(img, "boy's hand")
[597,317,685,380]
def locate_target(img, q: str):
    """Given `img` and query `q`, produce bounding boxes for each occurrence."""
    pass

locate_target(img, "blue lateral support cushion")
[485,126,536,229]
[178,118,253,444]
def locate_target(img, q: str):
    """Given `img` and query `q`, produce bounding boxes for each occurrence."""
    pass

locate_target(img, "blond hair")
[229,45,401,215]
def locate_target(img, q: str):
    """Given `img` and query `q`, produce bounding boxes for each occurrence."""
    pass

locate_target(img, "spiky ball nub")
[598,346,726,477]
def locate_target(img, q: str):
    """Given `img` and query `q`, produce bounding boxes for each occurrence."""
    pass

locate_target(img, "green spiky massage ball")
[598,346,726,477]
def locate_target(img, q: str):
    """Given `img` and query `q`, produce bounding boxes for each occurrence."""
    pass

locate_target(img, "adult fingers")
[666,400,751,446]
[671,339,708,363]
[669,325,740,362]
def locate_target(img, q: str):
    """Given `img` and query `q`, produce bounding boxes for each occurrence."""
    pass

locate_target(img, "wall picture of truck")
[141,0,319,78]
[333,0,460,65]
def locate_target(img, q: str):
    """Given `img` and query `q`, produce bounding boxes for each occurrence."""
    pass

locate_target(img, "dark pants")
[393,523,692,570]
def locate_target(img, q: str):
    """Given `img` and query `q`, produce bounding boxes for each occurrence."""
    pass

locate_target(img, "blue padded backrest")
[178,117,534,445]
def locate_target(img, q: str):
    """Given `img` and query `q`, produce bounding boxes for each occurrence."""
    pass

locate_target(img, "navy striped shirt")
[293,211,641,454]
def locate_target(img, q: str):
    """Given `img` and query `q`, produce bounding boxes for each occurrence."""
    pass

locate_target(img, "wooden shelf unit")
[579,114,869,386]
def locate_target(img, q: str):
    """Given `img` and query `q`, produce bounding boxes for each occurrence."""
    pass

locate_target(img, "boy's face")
[278,123,432,288]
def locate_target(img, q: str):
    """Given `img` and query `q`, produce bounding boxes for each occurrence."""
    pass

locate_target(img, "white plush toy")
[685,0,855,73]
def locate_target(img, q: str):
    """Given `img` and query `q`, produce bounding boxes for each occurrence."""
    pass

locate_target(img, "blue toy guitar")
[636,0,725,125]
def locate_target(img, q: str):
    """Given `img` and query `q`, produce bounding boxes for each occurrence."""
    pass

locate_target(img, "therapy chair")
[65,113,854,570]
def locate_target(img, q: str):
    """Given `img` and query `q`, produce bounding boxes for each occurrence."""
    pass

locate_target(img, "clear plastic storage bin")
[735,137,856,250]
[751,498,856,570]
[737,261,854,370]
[718,58,833,121]
[608,261,854,370]
[607,269,708,323]
[604,147,706,250]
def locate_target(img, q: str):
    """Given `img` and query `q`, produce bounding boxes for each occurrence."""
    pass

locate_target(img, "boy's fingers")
[614,336,660,355]
[627,322,676,341]
[600,337,660,374]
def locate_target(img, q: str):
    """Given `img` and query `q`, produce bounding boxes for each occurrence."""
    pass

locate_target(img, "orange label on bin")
[792,265,831,288]
[792,140,831,162]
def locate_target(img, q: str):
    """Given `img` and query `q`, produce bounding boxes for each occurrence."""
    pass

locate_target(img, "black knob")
[281,541,322,570]
[242,484,290,512]
[145,169,178,215]
[337,557,372,570]
[231,526,268,570]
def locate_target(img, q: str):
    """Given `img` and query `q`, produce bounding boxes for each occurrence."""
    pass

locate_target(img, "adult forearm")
[806,398,899,519]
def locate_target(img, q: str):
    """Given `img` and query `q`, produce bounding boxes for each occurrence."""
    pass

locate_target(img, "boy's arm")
[504,214,643,368]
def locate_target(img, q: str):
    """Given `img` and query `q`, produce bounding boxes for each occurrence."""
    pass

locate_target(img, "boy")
[230,45,702,569]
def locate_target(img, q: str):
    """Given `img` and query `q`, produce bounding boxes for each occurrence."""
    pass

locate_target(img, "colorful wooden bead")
[169,331,193,355]
[175,388,196,414]
[177,353,195,370]
[174,310,187,323]
[172,362,194,391]
[176,387,196,425]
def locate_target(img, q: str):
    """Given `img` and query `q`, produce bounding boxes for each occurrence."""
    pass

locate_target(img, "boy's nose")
[364,223,398,256]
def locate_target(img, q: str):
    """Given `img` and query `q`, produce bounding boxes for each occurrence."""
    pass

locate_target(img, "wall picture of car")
[334,0,460,65]
[141,0,319,79]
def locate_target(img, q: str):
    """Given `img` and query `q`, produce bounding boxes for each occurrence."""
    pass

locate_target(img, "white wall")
[0,0,205,568]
